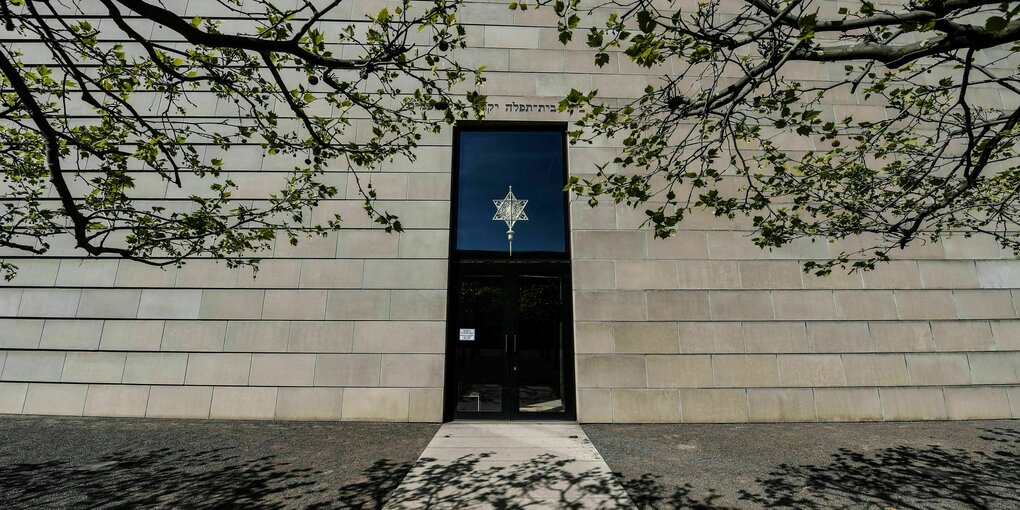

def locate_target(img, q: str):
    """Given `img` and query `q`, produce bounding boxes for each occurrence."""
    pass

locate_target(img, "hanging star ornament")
[492,186,528,256]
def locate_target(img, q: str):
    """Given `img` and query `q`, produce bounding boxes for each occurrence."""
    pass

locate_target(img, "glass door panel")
[454,274,508,416]
[449,264,575,421]
[514,274,567,416]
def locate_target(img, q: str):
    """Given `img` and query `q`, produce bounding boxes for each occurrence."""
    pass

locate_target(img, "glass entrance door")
[514,274,567,417]
[453,273,509,417]
[446,125,573,421]
[451,265,575,420]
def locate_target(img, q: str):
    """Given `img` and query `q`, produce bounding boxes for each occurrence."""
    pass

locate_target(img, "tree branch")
[795,20,1020,67]
[813,0,1006,31]
[112,0,361,70]
[0,48,122,258]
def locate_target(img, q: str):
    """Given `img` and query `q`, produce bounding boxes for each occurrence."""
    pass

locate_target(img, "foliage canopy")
[543,0,1020,272]
[0,0,483,279]
[4,0,1020,276]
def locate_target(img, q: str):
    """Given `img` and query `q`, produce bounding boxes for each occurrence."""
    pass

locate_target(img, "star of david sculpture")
[492,186,528,256]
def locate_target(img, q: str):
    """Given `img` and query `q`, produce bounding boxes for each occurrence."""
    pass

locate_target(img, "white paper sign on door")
[459,328,476,341]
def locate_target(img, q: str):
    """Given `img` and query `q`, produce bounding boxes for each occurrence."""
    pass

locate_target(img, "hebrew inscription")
[489,102,560,114]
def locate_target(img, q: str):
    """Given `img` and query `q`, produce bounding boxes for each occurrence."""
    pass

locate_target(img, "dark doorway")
[451,263,575,420]
[444,125,575,421]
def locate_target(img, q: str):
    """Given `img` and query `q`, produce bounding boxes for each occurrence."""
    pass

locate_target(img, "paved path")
[383,422,634,509]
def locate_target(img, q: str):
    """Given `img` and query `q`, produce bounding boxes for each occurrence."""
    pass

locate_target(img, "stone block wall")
[572,221,1020,422]
[0,212,450,420]
[553,0,1020,422]
[2,1,1019,422]
[0,2,456,422]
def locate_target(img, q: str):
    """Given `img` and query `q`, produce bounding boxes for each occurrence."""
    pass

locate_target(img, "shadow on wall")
[0,428,1018,509]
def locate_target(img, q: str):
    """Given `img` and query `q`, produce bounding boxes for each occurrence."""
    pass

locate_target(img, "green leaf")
[637,10,655,34]
[986,16,1008,32]
[797,12,817,40]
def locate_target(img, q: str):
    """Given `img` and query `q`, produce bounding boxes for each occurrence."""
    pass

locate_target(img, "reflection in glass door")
[454,274,508,416]
[514,274,566,416]
[450,265,575,420]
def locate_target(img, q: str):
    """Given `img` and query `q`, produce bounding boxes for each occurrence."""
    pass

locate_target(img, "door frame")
[444,261,577,421]
[443,123,575,422]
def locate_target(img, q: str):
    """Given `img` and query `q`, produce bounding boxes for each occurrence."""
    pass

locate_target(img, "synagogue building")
[1,1,1018,423]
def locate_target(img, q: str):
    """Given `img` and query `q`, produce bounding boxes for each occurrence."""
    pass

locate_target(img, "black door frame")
[443,122,575,422]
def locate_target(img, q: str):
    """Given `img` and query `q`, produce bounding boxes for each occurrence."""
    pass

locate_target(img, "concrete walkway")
[383,422,635,509]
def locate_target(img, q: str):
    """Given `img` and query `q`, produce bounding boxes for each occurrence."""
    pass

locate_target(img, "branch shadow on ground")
[0,446,413,509]
[0,446,639,510]
[381,452,634,509]
[617,427,1020,510]
[1,427,1017,509]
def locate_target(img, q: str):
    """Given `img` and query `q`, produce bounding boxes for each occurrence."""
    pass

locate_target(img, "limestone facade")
[1,1,1019,422]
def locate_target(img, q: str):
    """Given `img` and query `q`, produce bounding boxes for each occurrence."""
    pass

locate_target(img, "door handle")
[512,334,518,371]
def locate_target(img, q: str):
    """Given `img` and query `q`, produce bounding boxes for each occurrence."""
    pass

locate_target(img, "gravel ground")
[584,420,1020,509]
[0,416,439,509]
[6,417,1018,509]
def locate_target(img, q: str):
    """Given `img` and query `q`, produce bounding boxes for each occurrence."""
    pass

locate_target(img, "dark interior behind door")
[449,264,575,421]
[513,273,568,417]
[453,274,508,417]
